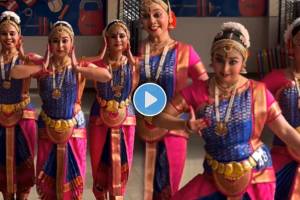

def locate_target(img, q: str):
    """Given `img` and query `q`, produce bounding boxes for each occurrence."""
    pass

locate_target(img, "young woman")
[153,22,300,199]
[262,17,300,199]
[138,0,208,199]
[0,11,37,200]
[11,20,111,200]
[86,20,139,200]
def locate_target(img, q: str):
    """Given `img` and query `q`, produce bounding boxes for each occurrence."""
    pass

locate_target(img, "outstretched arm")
[152,95,208,134]
[192,62,209,81]
[76,62,112,82]
[71,48,111,82]
[268,114,300,150]
[10,64,42,79]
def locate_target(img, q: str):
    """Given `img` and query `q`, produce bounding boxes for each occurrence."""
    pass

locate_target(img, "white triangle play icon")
[145,91,157,108]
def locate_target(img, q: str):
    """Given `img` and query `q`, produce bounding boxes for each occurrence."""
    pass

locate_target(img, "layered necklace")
[51,61,69,99]
[144,39,171,82]
[108,55,126,98]
[0,54,18,89]
[214,78,239,136]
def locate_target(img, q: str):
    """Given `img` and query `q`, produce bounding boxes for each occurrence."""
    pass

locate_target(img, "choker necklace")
[0,54,18,89]
[108,54,127,67]
[51,58,70,73]
[52,64,68,99]
[145,41,169,82]
[214,77,238,136]
[214,79,237,98]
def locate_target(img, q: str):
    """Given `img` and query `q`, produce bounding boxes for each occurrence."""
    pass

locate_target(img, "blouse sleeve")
[187,45,207,81]
[188,46,201,66]
[92,59,108,68]
[265,87,282,123]
[180,80,209,111]
[28,53,45,79]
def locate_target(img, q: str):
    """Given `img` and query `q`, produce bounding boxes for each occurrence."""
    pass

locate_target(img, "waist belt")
[40,110,77,133]
[206,148,264,181]
[0,97,30,114]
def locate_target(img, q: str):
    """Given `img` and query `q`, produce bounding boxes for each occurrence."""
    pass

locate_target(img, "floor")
[3,88,273,200]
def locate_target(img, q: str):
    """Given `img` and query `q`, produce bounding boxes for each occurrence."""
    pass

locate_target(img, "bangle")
[184,121,194,134]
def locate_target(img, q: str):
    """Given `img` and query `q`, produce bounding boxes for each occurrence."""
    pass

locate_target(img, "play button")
[145,91,157,108]
[133,83,167,116]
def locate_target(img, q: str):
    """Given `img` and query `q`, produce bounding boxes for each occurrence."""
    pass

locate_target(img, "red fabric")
[164,134,187,193]
[172,173,275,200]
[262,69,289,95]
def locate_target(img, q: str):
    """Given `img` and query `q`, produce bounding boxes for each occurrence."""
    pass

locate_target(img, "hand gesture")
[126,42,136,65]
[42,44,50,71]
[186,106,209,136]
[17,36,26,60]
[71,46,80,72]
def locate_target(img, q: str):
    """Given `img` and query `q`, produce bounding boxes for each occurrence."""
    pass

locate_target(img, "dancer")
[87,20,139,200]
[138,0,208,199]
[153,22,300,199]
[263,17,300,200]
[0,11,38,200]
[11,20,111,200]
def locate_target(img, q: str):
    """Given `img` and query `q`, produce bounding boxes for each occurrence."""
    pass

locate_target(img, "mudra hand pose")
[153,22,300,200]
[86,20,139,200]
[0,11,37,200]
[263,17,300,200]
[11,21,111,200]
[137,0,208,199]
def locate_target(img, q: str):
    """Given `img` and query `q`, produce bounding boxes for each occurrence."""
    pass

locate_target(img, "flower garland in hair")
[0,11,21,33]
[221,22,250,48]
[284,17,300,46]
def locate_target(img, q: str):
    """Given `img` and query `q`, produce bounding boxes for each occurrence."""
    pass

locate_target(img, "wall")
[23,0,279,89]
[170,17,278,73]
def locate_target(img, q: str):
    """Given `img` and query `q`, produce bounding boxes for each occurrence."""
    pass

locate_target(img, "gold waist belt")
[97,97,131,113]
[206,153,257,180]
[40,110,77,133]
[0,97,30,114]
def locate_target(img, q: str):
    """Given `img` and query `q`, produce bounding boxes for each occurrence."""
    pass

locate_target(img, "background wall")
[170,16,278,73]
[23,0,279,88]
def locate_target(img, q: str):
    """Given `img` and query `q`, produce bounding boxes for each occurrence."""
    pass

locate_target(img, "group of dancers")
[1,0,300,200]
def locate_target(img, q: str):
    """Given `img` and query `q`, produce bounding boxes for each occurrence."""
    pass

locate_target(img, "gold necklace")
[108,56,127,98]
[52,63,68,99]
[149,38,173,54]
[214,77,239,136]
[51,58,70,73]
[145,41,170,82]
[214,79,237,98]
[0,54,18,89]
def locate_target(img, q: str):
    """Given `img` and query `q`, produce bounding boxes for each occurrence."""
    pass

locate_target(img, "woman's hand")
[42,44,50,71]
[186,106,209,136]
[126,42,136,65]
[71,46,81,72]
[17,36,26,60]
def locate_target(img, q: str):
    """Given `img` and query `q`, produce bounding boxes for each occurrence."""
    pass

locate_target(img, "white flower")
[284,17,300,44]
[0,11,20,24]
[221,22,250,48]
